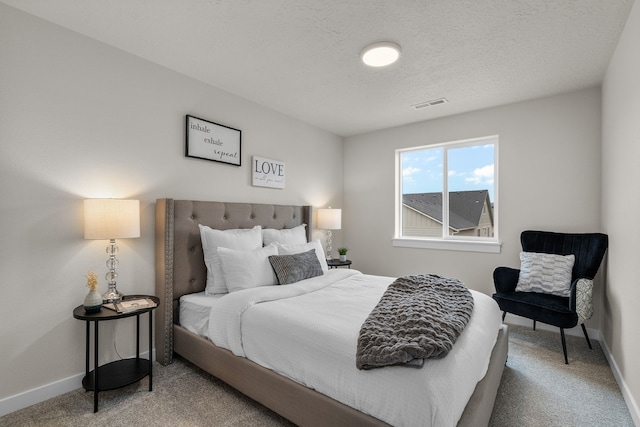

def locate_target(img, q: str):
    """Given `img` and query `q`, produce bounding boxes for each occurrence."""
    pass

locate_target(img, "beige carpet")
[489,324,634,427]
[1,324,634,426]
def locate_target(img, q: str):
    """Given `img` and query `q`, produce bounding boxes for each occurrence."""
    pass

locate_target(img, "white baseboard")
[600,338,640,426]
[0,350,154,418]
[0,373,83,417]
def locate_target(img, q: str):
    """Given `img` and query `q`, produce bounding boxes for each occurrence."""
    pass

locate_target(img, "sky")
[401,141,495,203]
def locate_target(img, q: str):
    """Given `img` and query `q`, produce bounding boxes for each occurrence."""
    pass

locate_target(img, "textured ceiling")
[1,0,634,136]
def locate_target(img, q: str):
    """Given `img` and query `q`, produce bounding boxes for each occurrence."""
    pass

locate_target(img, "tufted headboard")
[154,198,312,364]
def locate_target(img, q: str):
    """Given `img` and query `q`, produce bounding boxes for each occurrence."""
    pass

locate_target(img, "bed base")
[174,324,508,427]
[154,198,508,427]
[174,326,389,426]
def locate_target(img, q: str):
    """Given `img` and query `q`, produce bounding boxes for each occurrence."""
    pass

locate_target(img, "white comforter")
[208,269,502,427]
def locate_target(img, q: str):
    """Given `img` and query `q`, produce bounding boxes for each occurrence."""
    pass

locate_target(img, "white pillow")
[276,239,329,272]
[199,224,262,295]
[262,224,307,246]
[516,252,575,297]
[217,244,278,293]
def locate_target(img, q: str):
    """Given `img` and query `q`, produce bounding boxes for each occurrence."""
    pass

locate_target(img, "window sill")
[392,237,502,253]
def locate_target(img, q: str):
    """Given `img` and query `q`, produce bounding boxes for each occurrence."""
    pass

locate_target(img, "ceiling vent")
[411,98,449,110]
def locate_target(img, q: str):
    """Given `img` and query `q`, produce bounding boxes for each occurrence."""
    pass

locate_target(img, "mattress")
[203,269,502,427]
[179,292,222,338]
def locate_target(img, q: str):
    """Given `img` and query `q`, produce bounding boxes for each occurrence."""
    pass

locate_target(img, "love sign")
[252,156,285,189]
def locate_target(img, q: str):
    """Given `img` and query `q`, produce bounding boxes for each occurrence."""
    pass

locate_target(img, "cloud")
[425,155,439,163]
[465,164,494,185]
[403,166,421,177]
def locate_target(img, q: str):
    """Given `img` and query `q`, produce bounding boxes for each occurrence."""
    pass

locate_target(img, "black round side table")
[327,259,352,269]
[73,294,159,412]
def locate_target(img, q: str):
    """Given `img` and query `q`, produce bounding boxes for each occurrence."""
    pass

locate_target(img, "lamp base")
[103,239,123,303]
[102,287,123,304]
[325,230,333,261]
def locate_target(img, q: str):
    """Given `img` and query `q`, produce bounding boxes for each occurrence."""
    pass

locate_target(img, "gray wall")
[0,4,343,404]
[344,87,602,307]
[602,0,640,420]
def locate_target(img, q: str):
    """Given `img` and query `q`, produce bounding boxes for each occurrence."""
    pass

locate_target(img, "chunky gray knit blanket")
[356,274,474,370]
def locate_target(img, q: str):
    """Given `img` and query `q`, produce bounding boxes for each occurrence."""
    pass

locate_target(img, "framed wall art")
[185,115,241,166]
[252,156,285,189]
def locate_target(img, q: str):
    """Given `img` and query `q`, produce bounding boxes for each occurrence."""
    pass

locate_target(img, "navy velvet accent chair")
[492,230,608,364]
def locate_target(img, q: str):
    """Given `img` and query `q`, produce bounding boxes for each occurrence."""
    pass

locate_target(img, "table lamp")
[84,199,140,303]
[317,207,341,260]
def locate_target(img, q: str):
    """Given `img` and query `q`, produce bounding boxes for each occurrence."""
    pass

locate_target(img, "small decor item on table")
[83,271,102,313]
[337,247,348,262]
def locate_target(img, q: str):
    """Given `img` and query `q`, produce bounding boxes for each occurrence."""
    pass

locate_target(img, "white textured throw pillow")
[276,239,329,272]
[217,244,278,293]
[262,224,307,246]
[199,225,262,295]
[516,252,575,297]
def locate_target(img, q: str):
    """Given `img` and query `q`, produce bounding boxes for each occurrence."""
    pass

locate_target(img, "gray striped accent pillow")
[516,252,575,297]
[268,249,324,285]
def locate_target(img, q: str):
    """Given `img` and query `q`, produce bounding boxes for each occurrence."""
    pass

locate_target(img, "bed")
[154,198,508,426]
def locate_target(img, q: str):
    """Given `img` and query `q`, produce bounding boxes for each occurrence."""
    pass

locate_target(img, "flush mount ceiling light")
[361,41,401,67]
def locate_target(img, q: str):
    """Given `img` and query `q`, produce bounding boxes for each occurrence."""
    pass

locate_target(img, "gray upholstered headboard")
[154,198,312,364]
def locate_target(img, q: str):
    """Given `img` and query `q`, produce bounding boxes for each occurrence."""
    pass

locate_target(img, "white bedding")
[206,269,502,427]
[179,292,222,338]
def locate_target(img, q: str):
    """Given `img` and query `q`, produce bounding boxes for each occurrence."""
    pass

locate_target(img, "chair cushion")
[575,278,594,324]
[493,291,578,328]
[516,252,575,297]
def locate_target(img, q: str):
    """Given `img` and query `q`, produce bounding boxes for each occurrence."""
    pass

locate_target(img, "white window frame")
[393,135,501,253]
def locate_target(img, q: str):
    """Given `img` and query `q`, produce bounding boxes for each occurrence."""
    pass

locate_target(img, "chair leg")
[502,311,506,321]
[533,320,536,331]
[581,324,593,350]
[560,328,568,364]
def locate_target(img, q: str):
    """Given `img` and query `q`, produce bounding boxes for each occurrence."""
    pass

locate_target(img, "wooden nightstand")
[327,259,352,269]
[73,294,158,412]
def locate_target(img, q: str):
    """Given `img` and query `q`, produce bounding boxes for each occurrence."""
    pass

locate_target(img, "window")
[394,136,500,253]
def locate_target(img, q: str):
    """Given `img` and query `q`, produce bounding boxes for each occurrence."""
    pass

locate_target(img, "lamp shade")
[317,208,342,230]
[84,199,140,240]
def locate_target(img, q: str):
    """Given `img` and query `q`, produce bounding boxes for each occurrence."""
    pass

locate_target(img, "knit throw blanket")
[356,274,474,370]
